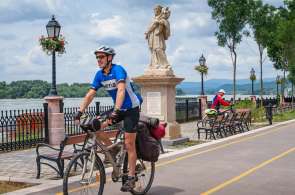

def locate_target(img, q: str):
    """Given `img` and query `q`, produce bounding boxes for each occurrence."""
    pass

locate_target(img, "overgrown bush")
[234,100,266,122]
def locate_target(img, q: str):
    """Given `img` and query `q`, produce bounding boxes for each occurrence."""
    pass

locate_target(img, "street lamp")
[276,75,281,97]
[46,15,61,96]
[199,54,206,96]
[250,68,256,95]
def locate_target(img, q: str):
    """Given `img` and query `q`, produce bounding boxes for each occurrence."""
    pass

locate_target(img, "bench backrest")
[63,130,119,146]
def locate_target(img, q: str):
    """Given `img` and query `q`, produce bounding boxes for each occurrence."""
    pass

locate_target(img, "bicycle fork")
[80,149,96,185]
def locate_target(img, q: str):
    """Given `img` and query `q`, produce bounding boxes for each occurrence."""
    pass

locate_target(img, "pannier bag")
[136,115,161,162]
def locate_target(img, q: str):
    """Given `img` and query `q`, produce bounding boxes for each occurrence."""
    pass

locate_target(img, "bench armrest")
[36,143,60,156]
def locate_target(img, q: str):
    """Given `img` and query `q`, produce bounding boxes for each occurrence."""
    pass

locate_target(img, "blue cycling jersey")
[91,64,142,110]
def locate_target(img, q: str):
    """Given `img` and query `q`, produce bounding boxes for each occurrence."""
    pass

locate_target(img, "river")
[0,95,275,111]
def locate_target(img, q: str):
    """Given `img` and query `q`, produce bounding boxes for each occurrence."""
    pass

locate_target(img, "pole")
[201,72,204,95]
[49,50,57,96]
[251,80,254,95]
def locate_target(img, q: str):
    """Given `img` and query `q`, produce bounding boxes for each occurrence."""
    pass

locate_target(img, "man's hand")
[108,109,120,125]
[74,111,83,121]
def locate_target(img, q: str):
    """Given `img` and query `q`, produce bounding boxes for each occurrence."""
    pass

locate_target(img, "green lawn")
[273,110,295,122]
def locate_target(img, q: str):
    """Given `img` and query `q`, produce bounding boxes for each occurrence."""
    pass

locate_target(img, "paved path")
[28,120,295,195]
[0,122,198,180]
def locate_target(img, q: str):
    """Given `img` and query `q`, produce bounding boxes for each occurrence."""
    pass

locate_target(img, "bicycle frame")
[82,129,127,182]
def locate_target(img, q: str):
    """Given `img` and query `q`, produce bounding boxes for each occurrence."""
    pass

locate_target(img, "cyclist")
[74,45,142,192]
[211,89,231,114]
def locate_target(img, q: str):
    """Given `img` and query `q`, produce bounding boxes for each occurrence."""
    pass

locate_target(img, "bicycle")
[63,113,155,195]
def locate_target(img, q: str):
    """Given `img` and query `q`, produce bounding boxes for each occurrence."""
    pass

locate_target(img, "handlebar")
[79,108,114,132]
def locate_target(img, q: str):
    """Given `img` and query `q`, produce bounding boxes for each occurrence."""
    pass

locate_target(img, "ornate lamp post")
[195,54,207,96]
[46,15,61,96]
[250,68,256,95]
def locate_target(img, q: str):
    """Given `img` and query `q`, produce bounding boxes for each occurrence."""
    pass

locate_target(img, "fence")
[256,97,278,107]
[0,106,47,152]
[1,98,201,152]
[271,103,295,115]
[175,98,202,123]
[284,96,295,103]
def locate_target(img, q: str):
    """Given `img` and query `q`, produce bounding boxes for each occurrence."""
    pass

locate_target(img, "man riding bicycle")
[211,89,231,113]
[74,45,142,192]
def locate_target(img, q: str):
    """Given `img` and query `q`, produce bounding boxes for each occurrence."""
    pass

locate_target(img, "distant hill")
[177,78,277,95]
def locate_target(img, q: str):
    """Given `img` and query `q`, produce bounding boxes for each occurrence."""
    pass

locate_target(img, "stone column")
[250,95,256,106]
[198,95,207,118]
[133,75,188,145]
[44,96,65,145]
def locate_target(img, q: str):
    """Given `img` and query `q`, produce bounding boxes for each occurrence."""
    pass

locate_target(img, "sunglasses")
[96,55,107,60]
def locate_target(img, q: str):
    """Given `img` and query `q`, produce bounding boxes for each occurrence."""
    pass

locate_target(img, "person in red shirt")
[211,89,231,113]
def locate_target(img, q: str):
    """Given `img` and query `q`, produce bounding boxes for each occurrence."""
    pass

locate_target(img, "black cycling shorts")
[117,107,140,133]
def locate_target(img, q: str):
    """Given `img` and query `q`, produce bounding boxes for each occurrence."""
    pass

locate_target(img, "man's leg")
[125,132,137,176]
[120,131,137,192]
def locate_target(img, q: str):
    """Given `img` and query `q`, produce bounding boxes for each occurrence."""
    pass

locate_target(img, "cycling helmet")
[218,89,226,94]
[94,46,116,56]
[205,108,217,117]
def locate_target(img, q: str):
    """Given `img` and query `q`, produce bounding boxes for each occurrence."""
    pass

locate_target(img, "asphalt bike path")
[25,121,295,195]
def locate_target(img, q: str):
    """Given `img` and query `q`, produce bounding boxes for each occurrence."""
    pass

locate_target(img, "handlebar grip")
[80,117,101,132]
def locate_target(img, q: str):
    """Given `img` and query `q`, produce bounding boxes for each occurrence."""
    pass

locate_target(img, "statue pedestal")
[144,68,174,76]
[133,74,189,145]
[44,96,65,145]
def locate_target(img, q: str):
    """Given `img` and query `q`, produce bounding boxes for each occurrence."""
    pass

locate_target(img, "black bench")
[36,130,118,179]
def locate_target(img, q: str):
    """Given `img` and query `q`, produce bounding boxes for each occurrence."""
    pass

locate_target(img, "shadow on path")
[148,185,184,195]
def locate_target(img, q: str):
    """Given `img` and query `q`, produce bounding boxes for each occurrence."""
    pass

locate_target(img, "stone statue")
[145,5,172,70]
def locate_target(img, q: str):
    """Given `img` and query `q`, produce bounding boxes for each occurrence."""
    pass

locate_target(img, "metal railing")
[256,97,278,107]
[0,107,47,152]
[175,98,202,123]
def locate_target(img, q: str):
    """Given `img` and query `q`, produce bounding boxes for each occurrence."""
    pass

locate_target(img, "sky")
[0,0,285,84]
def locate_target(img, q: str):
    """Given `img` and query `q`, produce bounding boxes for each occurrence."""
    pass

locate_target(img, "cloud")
[0,0,55,23]
[0,0,282,83]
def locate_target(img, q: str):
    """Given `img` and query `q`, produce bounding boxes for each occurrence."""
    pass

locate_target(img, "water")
[0,95,275,111]
[0,97,114,111]
[177,94,275,101]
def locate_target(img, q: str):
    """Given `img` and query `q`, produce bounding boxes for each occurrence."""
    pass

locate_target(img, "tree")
[248,1,276,103]
[208,0,252,102]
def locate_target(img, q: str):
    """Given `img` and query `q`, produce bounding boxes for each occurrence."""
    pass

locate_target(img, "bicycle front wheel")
[63,152,106,195]
[123,155,155,195]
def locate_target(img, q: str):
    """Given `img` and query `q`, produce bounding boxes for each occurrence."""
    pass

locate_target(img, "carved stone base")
[132,74,184,140]
[144,68,174,76]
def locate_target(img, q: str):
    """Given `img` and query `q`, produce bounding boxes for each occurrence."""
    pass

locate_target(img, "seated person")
[211,89,231,113]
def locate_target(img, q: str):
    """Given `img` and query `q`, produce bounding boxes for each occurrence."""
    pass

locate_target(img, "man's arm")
[115,81,126,110]
[79,89,97,112]
[219,97,230,106]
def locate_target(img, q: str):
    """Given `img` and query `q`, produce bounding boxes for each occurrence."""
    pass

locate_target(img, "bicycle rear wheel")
[123,155,155,195]
[63,152,105,195]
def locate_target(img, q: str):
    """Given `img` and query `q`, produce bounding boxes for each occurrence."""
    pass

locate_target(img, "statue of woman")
[145,6,171,69]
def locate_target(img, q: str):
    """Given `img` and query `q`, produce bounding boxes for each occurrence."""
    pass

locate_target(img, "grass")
[0,180,37,194]
[168,140,206,149]
[273,110,295,122]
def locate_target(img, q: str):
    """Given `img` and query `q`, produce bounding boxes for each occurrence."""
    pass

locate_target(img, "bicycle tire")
[63,152,106,195]
[122,154,155,195]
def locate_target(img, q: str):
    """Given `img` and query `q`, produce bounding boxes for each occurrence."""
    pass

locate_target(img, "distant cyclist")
[211,89,231,113]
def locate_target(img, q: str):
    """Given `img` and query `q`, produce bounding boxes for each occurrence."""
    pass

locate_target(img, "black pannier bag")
[136,115,160,162]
